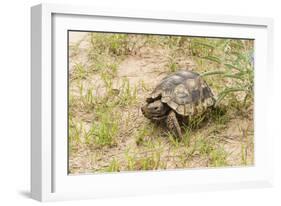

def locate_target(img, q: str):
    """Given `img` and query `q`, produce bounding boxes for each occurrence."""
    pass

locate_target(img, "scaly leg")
[166,110,183,139]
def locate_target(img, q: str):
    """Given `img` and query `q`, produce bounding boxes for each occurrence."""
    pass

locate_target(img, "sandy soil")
[68,32,254,174]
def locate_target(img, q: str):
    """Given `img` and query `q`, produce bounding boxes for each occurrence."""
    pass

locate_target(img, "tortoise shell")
[146,70,215,116]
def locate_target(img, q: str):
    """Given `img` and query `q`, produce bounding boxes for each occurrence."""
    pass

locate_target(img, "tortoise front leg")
[166,110,183,139]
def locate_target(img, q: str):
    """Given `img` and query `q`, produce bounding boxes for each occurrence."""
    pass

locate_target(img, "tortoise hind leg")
[166,110,183,139]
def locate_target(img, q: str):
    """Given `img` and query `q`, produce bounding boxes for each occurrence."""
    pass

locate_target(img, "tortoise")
[141,70,215,139]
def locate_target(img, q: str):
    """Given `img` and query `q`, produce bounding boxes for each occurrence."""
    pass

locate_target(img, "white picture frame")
[31,3,274,202]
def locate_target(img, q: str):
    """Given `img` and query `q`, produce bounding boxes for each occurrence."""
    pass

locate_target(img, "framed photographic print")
[31,3,274,201]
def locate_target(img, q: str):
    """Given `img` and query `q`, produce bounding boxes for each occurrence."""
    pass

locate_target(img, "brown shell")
[147,70,215,116]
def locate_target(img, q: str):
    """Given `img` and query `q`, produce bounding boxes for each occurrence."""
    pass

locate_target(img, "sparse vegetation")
[91,110,119,147]
[117,78,137,106]
[195,39,254,109]
[104,158,120,172]
[68,32,254,174]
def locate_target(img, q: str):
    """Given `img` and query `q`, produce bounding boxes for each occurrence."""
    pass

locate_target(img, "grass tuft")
[117,78,137,106]
[90,110,119,147]
[104,158,120,172]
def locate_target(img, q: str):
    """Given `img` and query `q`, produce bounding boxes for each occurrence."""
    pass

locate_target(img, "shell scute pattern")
[148,70,214,116]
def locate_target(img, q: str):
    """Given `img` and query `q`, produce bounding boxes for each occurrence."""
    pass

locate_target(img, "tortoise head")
[141,100,170,120]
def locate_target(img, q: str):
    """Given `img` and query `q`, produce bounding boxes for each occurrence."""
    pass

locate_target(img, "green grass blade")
[193,41,215,49]
[224,63,243,72]
[215,87,249,107]
[200,70,225,77]
[223,73,244,80]
[202,56,221,64]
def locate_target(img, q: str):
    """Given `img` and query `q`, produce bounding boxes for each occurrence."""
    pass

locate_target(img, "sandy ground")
[68,32,254,174]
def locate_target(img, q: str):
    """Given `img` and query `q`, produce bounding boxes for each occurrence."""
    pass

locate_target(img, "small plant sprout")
[105,159,120,172]
[90,110,119,147]
[118,78,137,106]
